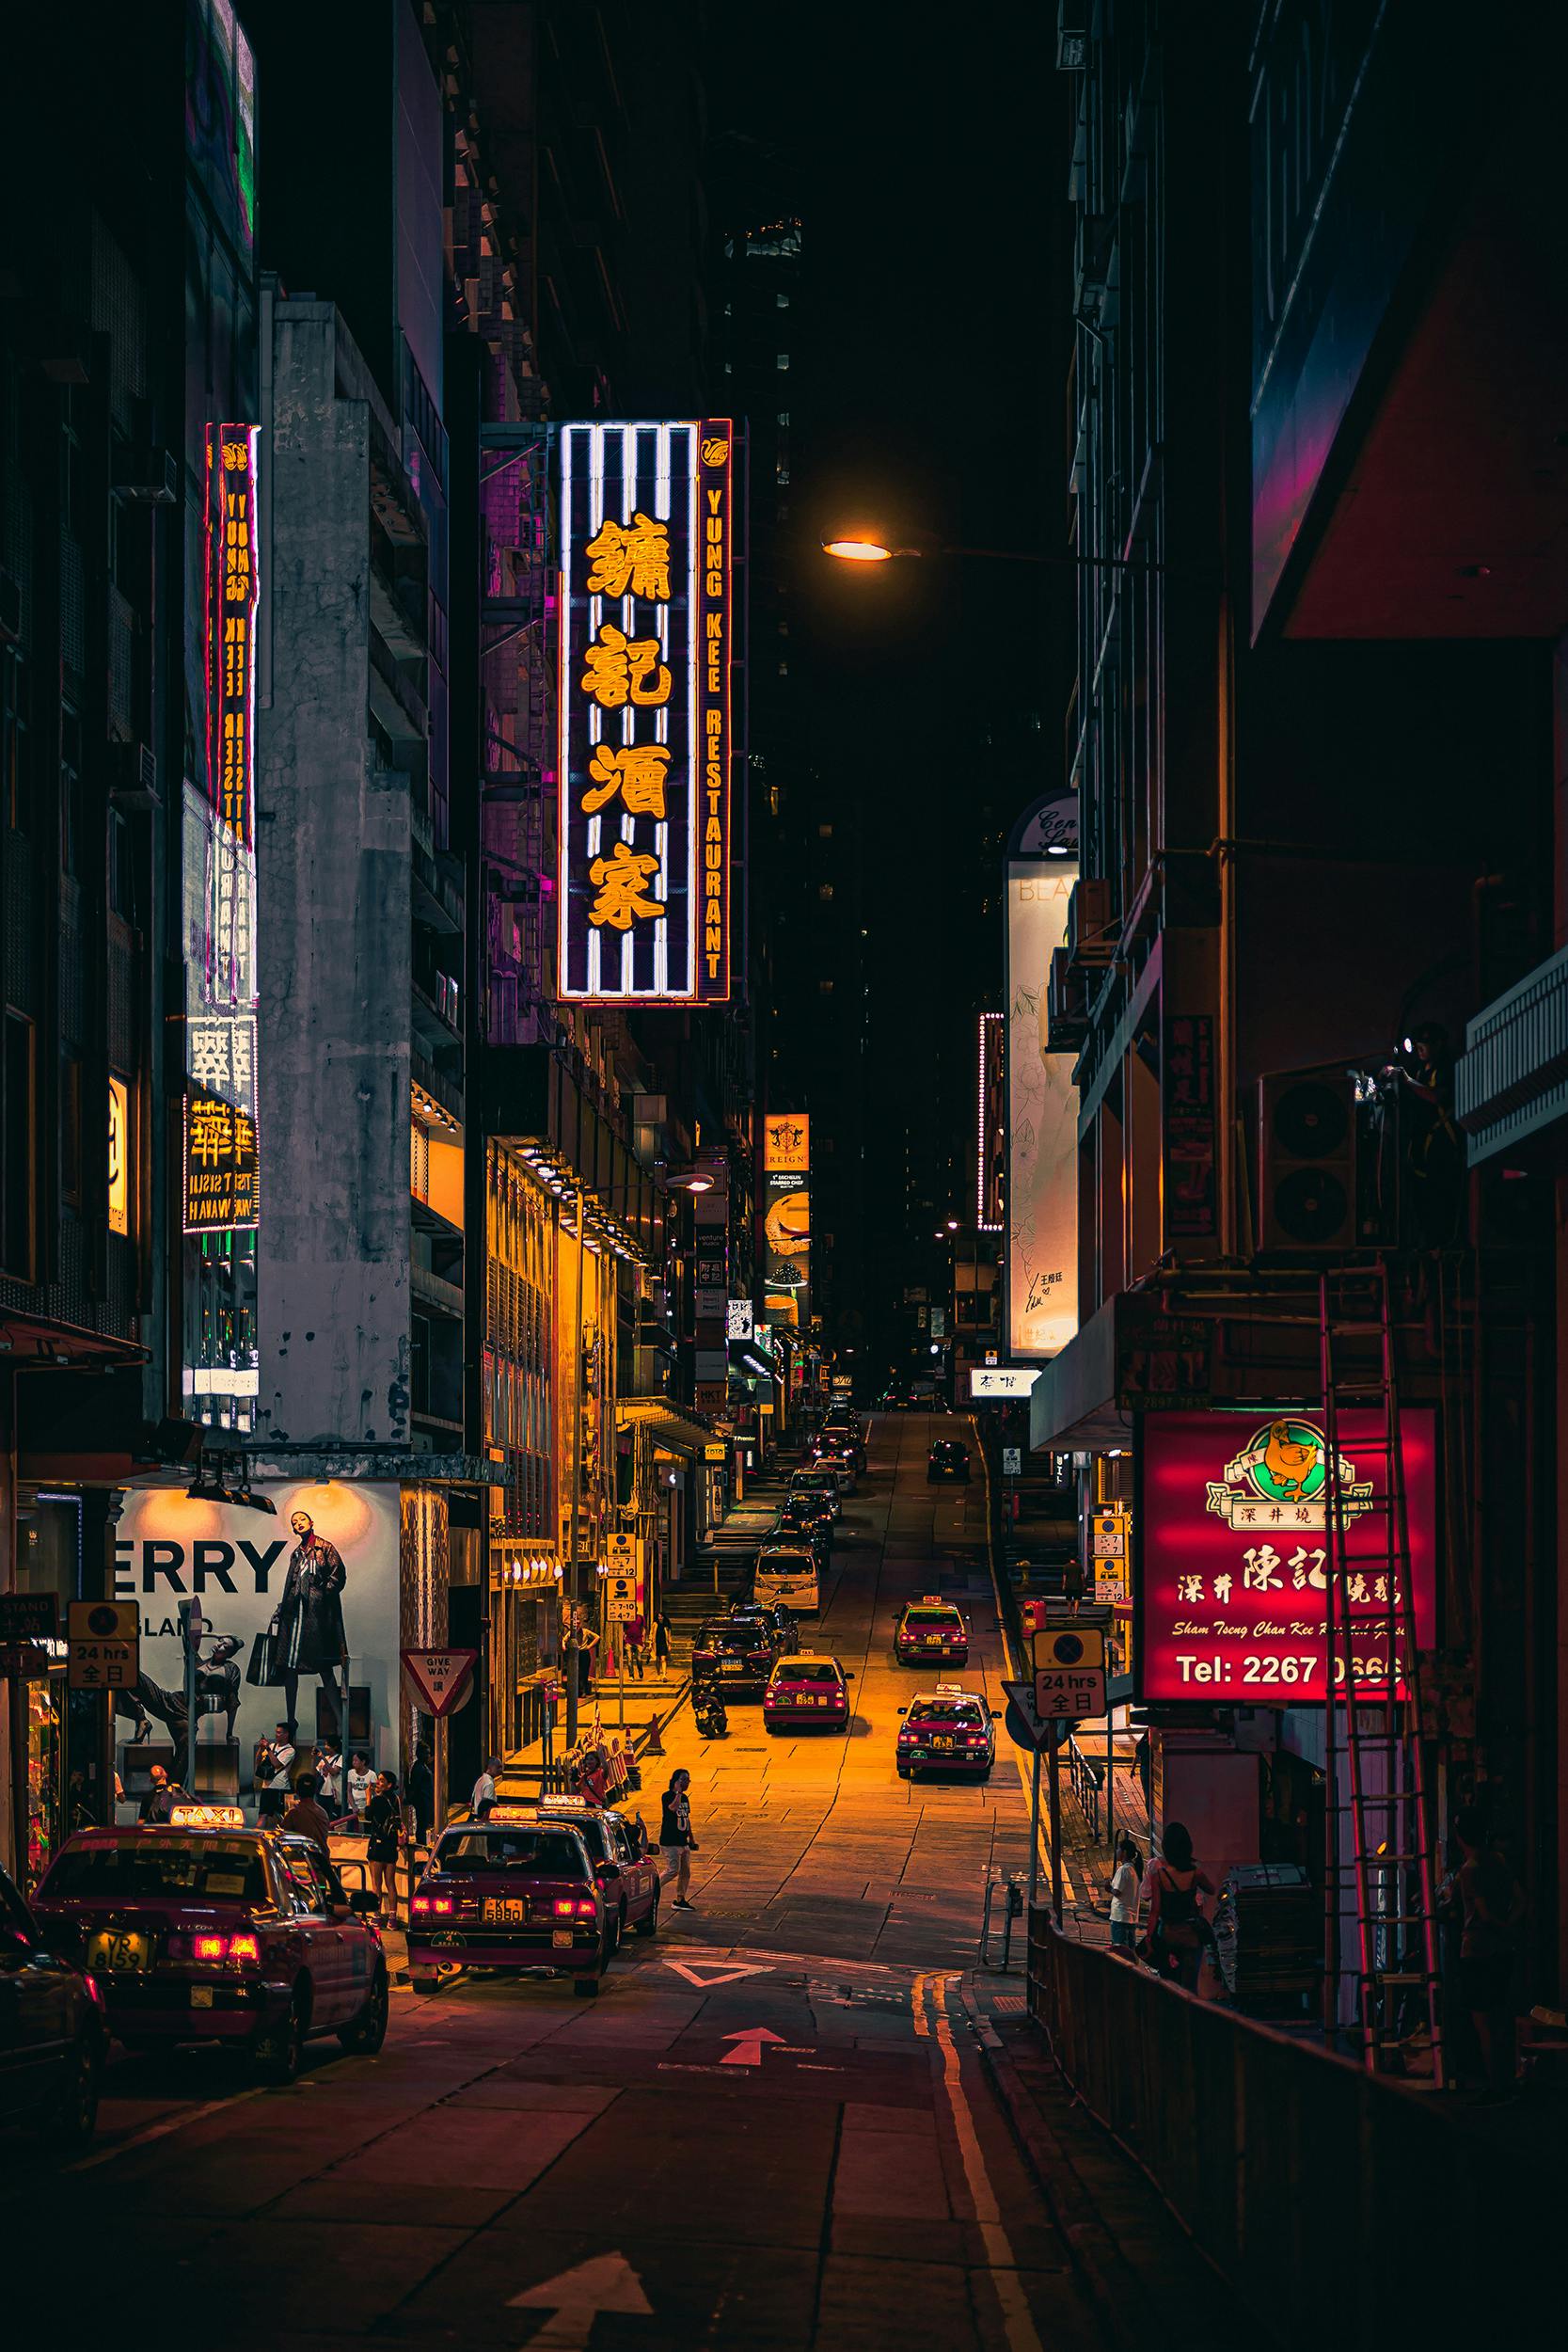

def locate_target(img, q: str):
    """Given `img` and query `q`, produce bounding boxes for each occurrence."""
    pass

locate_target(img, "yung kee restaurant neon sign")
[557,421,735,1004]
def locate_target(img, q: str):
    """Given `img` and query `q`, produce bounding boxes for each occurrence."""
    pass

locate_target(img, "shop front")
[614,1398,718,1594]
[489,1547,563,1756]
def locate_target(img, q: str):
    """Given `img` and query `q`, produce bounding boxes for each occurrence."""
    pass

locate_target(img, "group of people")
[604,1610,673,1682]
[1107,1810,1528,2099]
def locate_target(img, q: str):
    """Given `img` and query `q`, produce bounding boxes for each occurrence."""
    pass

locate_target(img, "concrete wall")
[257,296,412,1446]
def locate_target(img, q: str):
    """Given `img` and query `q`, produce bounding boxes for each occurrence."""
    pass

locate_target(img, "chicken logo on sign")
[1204,1417,1372,1533]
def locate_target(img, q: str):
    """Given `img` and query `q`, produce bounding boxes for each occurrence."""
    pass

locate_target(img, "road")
[6,1413,1114,2351]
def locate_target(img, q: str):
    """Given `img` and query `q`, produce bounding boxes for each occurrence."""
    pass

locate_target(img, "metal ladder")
[1319,1263,1444,2085]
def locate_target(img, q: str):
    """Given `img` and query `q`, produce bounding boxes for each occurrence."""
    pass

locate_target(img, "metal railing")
[1023,1906,1547,2349]
[1066,1737,1104,1841]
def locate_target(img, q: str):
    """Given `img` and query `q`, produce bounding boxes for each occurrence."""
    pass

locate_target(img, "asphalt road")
[6,1413,1103,2352]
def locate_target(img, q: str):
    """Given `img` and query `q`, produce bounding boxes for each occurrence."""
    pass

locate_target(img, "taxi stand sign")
[1031,1624,1106,1721]
[67,1598,140,1692]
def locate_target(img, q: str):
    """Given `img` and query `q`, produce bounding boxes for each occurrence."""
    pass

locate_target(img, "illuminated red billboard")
[1134,1408,1436,1702]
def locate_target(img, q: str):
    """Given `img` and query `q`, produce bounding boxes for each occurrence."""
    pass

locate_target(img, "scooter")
[692,1679,729,1739]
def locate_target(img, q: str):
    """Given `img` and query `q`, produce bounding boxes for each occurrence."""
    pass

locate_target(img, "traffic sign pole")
[1027,1746,1042,1914]
[1048,1728,1063,1925]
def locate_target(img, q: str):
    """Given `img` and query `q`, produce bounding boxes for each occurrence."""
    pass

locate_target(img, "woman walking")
[1107,1835,1143,1951]
[658,1768,698,1910]
[1143,1820,1214,1991]
[365,1770,405,1921]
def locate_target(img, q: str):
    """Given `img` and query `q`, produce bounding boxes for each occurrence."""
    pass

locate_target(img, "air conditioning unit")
[111,445,179,504]
[1067,877,1116,968]
[109,741,160,809]
[1046,946,1089,1052]
[1258,1072,1357,1252]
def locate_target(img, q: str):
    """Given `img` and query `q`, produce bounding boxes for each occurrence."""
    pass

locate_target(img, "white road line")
[914,1971,1045,2352]
[67,2083,265,2171]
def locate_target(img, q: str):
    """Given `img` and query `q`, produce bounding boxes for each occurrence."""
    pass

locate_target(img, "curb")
[957,1981,1141,2352]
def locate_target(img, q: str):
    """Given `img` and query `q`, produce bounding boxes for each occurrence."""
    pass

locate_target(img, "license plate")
[933,1735,955,1751]
[87,1930,150,1974]
[925,1635,942,1645]
[191,1983,214,2008]
[551,1929,573,1949]
[722,1660,745,1675]
[483,1898,527,1923]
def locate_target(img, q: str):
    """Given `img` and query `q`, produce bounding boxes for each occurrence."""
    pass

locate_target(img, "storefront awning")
[614,1397,713,1458]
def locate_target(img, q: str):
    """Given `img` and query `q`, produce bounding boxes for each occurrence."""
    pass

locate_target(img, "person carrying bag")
[1141,1821,1215,1991]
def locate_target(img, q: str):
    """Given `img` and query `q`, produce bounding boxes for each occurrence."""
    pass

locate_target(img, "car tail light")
[966,1735,989,1749]
[82,1971,105,2007]
[191,1931,261,1965]
[898,1731,916,1745]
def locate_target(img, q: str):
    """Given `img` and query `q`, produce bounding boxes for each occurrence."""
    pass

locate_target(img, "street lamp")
[821,531,1179,577]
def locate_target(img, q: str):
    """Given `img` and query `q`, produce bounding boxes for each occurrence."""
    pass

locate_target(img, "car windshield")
[759,1549,813,1568]
[436,1831,588,1878]
[776,1661,841,1684]
[904,1608,960,1627]
[932,1444,967,1461]
[909,1700,983,1726]
[698,1624,766,1652]
[40,1839,270,1904]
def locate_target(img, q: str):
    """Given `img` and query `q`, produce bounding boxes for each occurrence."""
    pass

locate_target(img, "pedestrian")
[653,1612,673,1671]
[625,1614,646,1679]
[314,1741,342,1813]
[1062,1555,1087,1614]
[470,1754,500,1819]
[658,1767,698,1909]
[280,1771,333,1855]
[346,1751,374,1820]
[1453,1805,1525,2101]
[1108,1835,1144,1951]
[254,1722,295,1820]
[406,1740,436,1850]
[1142,1821,1215,1991]
[365,1771,404,1918]
[577,1623,600,1695]
[138,1763,179,1823]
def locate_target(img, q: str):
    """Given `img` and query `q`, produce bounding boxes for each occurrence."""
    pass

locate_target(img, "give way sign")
[401,1647,480,1717]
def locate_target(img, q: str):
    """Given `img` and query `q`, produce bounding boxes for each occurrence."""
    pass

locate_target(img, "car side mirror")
[897,1706,908,1717]
[844,1671,854,1680]
[990,1708,1001,1719]
[347,1888,379,1915]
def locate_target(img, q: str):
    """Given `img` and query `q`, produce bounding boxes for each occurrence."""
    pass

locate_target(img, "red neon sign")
[1135,1408,1437,1703]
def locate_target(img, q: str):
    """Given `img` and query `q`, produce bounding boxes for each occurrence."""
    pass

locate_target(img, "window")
[776,354,789,370]
[1,1012,35,1277]
[776,411,790,426]
[817,979,833,996]
[59,707,85,877]
[776,293,790,310]
[818,883,833,900]
[1,645,27,834]
[817,823,832,837]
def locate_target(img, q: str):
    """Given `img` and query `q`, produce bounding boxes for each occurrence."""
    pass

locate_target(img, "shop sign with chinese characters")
[183,1089,260,1232]
[557,420,736,1004]
[1134,1409,1437,1702]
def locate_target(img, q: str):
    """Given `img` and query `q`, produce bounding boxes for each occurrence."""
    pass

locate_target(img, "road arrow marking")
[721,2025,786,2066]
[664,1959,774,1988]
[509,2252,651,2348]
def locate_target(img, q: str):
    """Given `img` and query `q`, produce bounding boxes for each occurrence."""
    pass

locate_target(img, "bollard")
[1000,1874,1024,1972]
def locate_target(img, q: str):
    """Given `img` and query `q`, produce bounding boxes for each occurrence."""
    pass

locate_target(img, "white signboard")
[1007,853,1079,1359]
[970,1367,1041,1399]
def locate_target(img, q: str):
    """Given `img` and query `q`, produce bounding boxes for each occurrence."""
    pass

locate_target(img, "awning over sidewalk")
[614,1397,713,1459]
[1027,1295,1124,1453]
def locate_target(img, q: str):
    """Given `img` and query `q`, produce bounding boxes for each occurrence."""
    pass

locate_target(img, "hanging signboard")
[557,419,736,1005]
[1135,1408,1438,1702]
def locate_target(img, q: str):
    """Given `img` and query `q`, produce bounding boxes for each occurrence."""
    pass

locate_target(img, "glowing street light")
[821,536,903,563]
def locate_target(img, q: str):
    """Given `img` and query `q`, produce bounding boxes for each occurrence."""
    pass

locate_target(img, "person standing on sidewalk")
[1143,1822,1214,1990]
[406,1740,436,1850]
[625,1614,646,1680]
[365,1772,404,1919]
[653,1612,673,1672]
[1107,1836,1143,1951]
[469,1755,500,1818]
[658,1768,698,1909]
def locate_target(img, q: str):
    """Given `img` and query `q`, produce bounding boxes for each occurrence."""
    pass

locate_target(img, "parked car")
[408,1814,610,1996]
[691,1614,780,1696]
[30,1811,388,2084]
[927,1439,971,1484]
[0,1864,106,2147]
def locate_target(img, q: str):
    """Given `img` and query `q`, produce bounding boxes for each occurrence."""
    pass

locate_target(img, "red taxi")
[526,1801,660,1948]
[30,1805,388,2084]
[895,1686,998,1780]
[408,1809,612,1996]
[763,1652,853,1734]
[894,1595,970,1666]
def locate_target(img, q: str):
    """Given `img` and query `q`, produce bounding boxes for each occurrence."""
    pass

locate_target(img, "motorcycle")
[692,1679,729,1739]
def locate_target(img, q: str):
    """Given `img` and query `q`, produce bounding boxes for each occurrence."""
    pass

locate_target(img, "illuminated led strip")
[976,1011,1004,1232]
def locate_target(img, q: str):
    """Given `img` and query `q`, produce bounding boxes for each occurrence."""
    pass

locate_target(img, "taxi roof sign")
[166,1804,245,1829]
[483,1804,544,1825]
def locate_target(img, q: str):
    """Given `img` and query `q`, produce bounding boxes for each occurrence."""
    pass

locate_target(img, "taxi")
[895,1686,998,1780]
[775,1496,832,1558]
[894,1595,970,1667]
[407,1807,611,1996]
[788,1468,842,1521]
[519,1799,660,1948]
[29,1804,388,2084]
[763,1652,853,1734]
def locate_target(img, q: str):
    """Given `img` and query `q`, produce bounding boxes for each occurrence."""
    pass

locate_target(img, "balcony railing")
[1454,942,1568,1163]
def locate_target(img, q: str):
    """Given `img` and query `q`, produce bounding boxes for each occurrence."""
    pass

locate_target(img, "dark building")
[1024,2,1562,2033]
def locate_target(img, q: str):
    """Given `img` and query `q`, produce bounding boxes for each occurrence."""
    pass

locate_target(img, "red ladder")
[1319,1263,1444,2084]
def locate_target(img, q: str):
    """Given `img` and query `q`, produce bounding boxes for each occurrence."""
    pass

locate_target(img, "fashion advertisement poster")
[112,1481,400,1780]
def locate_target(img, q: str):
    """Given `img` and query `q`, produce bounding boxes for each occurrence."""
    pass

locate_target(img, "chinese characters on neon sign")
[557,421,735,1002]
[187,422,261,1235]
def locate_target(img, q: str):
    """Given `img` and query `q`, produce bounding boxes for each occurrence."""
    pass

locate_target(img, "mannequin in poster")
[274,1510,349,1739]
